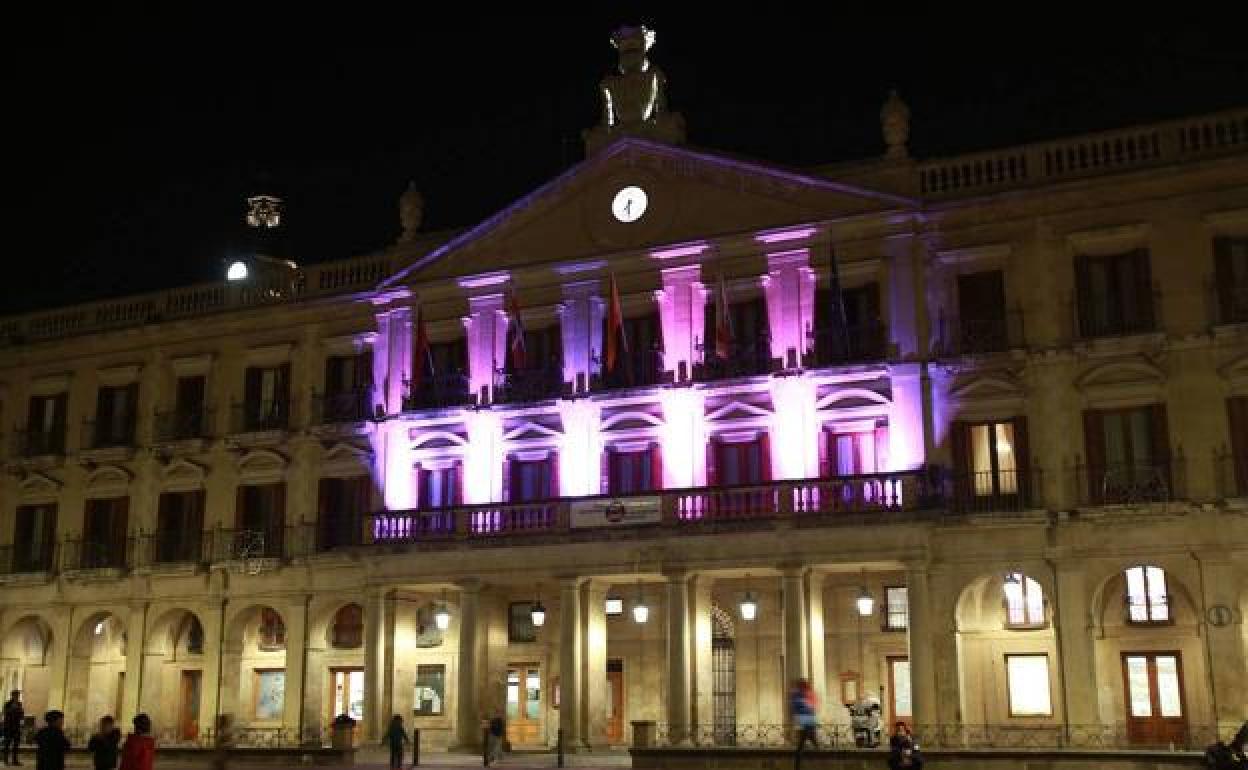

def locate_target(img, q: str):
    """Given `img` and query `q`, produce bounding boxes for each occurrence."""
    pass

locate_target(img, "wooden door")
[1122,652,1188,746]
[330,668,365,744]
[179,670,202,740]
[505,664,543,747]
[887,656,912,729]
[606,661,624,744]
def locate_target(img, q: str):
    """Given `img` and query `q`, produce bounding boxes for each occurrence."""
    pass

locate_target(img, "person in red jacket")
[118,715,154,770]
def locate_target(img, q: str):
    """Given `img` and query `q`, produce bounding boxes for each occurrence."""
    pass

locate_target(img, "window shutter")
[325,356,342,395]
[501,457,513,503]
[951,421,972,508]
[453,460,465,507]
[650,443,663,491]
[602,447,613,495]
[26,396,43,434]
[1150,403,1172,491]
[96,387,114,430]
[758,432,772,482]
[318,478,334,520]
[1073,255,1092,338]
[278,363,292,419]
[1214,237,1234,323]
[1229,397,1248,493]
[1133,249,1155,330]
[244,367,261,405]
[818,428,831,478]
[705,436,719,487]
[548,452,560,498]
[272,483,287,556]
[112,497,130,552]
[189,490,205,533]
[124,382,139,441]
[42,506,58,563]
[873,424,890,473]
[235,485,248,530]
[1012,416,1032,505]
[1082,410,1106,504]
[358,351,374,388]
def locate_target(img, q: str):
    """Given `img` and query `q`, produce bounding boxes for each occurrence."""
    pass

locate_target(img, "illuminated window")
[413,665,445,716]
[883,587,908,631]
[970,422,1018,496]
[1003,572,1046,629]
[1005,654,1052,717]
[331,604,364,649]
[1125,566,1169,624]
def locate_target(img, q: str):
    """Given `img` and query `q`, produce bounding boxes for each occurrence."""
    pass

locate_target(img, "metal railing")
[0,543,57,575]
[946,469,1041,513]
[132,529,206,566]
[1214,449,1248,499]
[61,538,130,571]
[493,365,566,404]
[593,347,667,392]
[1076,462,1180,506]
[402,372,474,411]
[154,407,213,442]
[204,526,304,561]
[230,401,291,433]
[1073,287,1160,340]
[805,322,889,367]
[81,418,137,451]
[11,427,67,458]
[696,336,776,381]
[936,311,1026,357]
[312,389,373,424]
[1213,284,1248,326]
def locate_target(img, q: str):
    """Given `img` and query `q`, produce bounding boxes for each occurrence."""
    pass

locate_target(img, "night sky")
[6,17,1245,316]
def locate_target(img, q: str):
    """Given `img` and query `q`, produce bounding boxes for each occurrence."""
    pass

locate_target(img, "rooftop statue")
[584,25,685,155]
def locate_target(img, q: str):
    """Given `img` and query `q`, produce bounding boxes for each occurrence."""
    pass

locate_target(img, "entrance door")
[331,668,365,744]
[505,665,543,747]
[606,660,624,744]
[887,657,912,729]
[179,671,202,741]
[711,629,736,745]
[1122,653,1188,746]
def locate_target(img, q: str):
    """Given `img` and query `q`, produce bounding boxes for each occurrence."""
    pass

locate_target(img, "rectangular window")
[813,283,884,362]
[26,393,68,455]
[82,497,129,569]
[601,312,664,387]
[1213,236,1248,325]
[608,447,658,495]
[322,352,372,422]
[93,384,139,447]
[1084,405,1169,504]
[1076,249,1155,337]
[829,430,882,476]
[957,270,1008,352]
[1228,397,1248,496]
[716,438,767,486]
[413,665,445,716]
[1126,566,1170,624]
[508,602,538,644]
[969,422,1019,496]
[1004,573,1047,629]
[172,375,207,439]
[236,483,286,558]
[156,490,204,563]
[12,504,57,573]
[1006,654,1053,717]
[419,465,461,509]
[317,476,370,550]
[253,669,286,720]
[243,364,290,430]
[884,586,908,631]
[509,457,554,503]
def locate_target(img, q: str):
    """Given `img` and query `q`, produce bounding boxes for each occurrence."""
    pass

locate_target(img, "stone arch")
[0,615,55,717]
[66,611,128,728]
[236,449,288,484]
[1089,559,1201,630]
[955,568,1055,633]
[85,465,133,495]
[140,607,207,741]
[221,604,288,729]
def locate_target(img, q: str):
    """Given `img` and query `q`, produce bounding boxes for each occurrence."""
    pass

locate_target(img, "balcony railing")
[203,526,307,562]
[947,469,1041,513]
[593,347,667,392]
[936,310,1026,357]
[231,401,290,433]
[1213,284,1248,326]
[493,366,566,404]
[1076,462,1180,506]
[11,428,67,458]
[62,538,130,571]
[1215,449,1248,499]
[82,419,137,451]
[0,543,58,575]
[132,529,206,567]
[1073,288,1160,340]
[696,336,775,381]
[403,372,475,412]
[312,389,373,424]
[155,407,212,442]
[804,322,888,367]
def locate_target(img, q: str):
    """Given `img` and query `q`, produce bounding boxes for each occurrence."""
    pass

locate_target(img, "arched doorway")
[222,605,287,733]
[141,609,206,743]
[711,606,736,745]
[0,616,54,718]
[66,613,127,729]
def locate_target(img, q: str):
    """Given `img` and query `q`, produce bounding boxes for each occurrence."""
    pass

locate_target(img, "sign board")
[569,496,662,528]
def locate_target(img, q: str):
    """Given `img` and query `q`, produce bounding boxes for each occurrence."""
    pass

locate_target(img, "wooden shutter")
[271,483,287,556]
[1082,410,1106,503]
[874,424,890,474]
[1012,416,1032,505]
[95,387,114,437]
[1229,397,1248,493]
[501,457,513,503]
[277,363,292,420]
[42,505,58,564]
[548,453,560,498]
[189,490,205,534]
[1150,403,1172,490]
[325,356,343,396]
[235,485,247,529]
[818,428,831,478]
[1214,237,1234,323]
[705,436,719,487]
[244,367,261,405]
[951,421,972,508]
[357,351,374,388]
[1133,249,1155,330]
[758,432,772,482]
[113,497,130,552]
[318,478,334,518]
[123,382,139,442]
[26,395,44,434]
[650,443,663,491]
[601,447,613,495]
[1073,255,1092,338]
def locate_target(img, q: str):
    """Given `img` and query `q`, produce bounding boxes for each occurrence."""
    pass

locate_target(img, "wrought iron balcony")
[1215,448,1248,499]
[82,418,137,450]
[402,372,474,412]
[11,427,67,458]
[593,347,667,392]
[0,543,57,575]
[312,389,373,424]
[935,310,1026,357]
[155,407,213,442]
[696,336,776,381]
[804,322,888,367]
[493,366,566,404]
[946,468,1042,513]
[62,538,130,571]
[132,529,206,566]
[1076,462,1180,506]
[1214,284,1248,326]
[231,400,290,433]
[1073,288,1160,339]
[202,526,307,562]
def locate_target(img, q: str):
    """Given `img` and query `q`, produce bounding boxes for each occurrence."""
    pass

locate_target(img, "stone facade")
[0,54,1245,753]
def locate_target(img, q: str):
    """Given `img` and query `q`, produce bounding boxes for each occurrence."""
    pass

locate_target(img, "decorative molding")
[601,411,664,431]
[162,458,207,491]
[934,243,1012,266]
[323,332,377,357]
[552,260,608,276]
[236,449,288,483]
[1202,207,1248,234]
[245,343,294,366]
[30,373,71,395]
[85,464,133,493]
[1065,223,1150,255]
[170,353,213,377]
[18,471,62,501]
[706,400,772,422]
[457,271,511,290]
[1075,357,1166,408]
[97,364,142,387]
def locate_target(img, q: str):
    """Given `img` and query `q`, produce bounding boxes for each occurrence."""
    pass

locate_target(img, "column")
[907,565,962,733]
[46,608,72,712]
[283,596,309,734]
[656,266,705,383]
[465,293,509,403]
[665,571,692,743]
[905,567,936,732]
[690,576,714,733]
[1053,562,1099,728]
[581,581,608,747]
[122,603,148,722]
[1198,555,1248,730]
[559,577,584,750]
[806,572,829,720]
[782,568,810,691]
[454,580,482,749]
[382,591,398,730]
[374,302,413,415]
[364,588,387,740]
[199,600,225,732]
[763,247,816,367]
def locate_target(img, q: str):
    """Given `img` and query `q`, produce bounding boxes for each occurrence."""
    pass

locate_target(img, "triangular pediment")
[386,139,911,285]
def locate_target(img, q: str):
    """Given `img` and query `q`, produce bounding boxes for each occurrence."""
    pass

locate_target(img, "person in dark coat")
[87,716,122,770]
[381,715,408,770]
[887,722,922,770]
[1204,721,1248,770]
[2,691,24,765]
[32,712,69,770]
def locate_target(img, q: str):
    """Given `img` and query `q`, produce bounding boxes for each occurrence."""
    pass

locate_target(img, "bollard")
[556,727,564,768]
[412,728,420,767]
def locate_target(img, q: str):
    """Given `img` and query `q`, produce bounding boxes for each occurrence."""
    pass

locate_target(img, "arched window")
[1125,566,1169,624]
[258,608,286,650]
[182,615,205,655]
[1003,572,1045,628]
[331,604,364,649]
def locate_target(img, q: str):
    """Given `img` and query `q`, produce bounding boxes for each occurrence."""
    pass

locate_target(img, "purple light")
[756,227,817,245]
[650,242,709,260]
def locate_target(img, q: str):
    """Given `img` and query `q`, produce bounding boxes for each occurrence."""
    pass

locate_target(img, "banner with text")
[568,496,663,528]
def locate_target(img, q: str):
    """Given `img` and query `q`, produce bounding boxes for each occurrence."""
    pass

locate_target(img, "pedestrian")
[789,678,818,751]
[119,714,154,770]
[87,717,122,770]
[381,715,408,770]
[1204,720,1248,770]
[887,722,922,770]
[2,691,23,765]
[32,712,68,770]
[487,714,505,765]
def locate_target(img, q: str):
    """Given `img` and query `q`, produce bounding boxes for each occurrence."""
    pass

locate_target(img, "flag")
[412,306,431,389]
[506,288,527,370]
[714,275,733,359]
[605,273,628,374]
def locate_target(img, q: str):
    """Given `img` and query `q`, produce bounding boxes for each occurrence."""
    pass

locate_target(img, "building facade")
[1,29,1247,752]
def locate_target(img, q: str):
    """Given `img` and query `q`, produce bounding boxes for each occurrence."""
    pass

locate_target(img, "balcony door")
[83,497,129,569]
[1083,405,1170,504]
[236,483,285,558]
[157,490,204,563]
[1122,652,1188,747]
[952,418,1030,510]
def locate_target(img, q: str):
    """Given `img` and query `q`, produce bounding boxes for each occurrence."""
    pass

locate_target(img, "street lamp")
[633,584,649,624]
[434,599,451,631]
[740,591,758,621]
[855,586,875,618]
[530,596,547,628]
[605,594,624,617]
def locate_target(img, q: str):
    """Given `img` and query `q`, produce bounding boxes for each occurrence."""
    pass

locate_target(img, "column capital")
[661,567,691,582]
[780,564,808,579]
[584,578,610,597]
[455,577,483,593]
[557,575,586,590]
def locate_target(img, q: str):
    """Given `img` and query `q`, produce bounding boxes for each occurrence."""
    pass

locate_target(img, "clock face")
[611,186,648,223]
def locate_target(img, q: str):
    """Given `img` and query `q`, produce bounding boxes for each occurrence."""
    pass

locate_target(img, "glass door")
[1122,653,1187,746]
[505,664,543,747]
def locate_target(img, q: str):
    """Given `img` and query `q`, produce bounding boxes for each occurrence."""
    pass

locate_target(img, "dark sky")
[6,16,1245,315]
